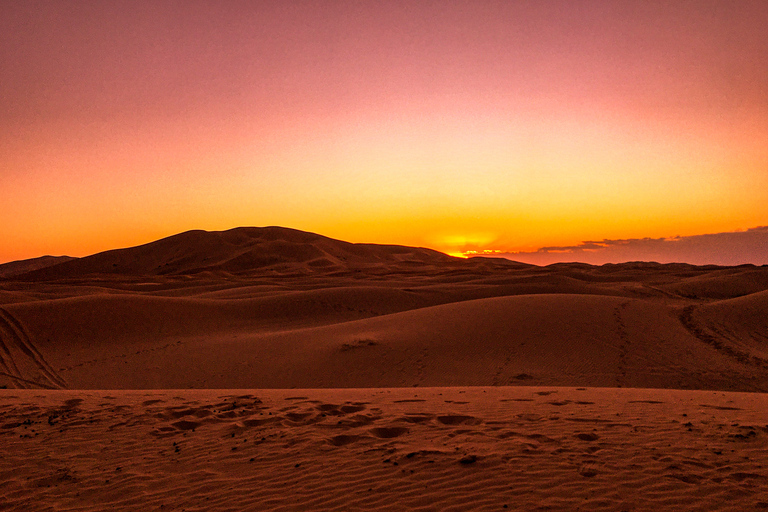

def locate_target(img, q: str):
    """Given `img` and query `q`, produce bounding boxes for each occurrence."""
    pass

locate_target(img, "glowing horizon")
[2,1,766,264]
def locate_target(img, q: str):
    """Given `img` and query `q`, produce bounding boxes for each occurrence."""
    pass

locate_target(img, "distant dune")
[15,227,458,280]
[0,255,76,278]
[1,226,767,392]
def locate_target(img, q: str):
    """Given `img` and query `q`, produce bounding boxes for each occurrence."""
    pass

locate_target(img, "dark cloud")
[492,227,768,266]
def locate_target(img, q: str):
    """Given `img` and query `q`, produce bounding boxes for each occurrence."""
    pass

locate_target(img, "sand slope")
[1,292,765,391]
[1,227,768,391]
[658,266,768,299]
[0,256,76,278]
[682,290,768,366]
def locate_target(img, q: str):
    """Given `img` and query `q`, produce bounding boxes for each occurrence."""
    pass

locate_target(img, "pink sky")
[1,1,767,263]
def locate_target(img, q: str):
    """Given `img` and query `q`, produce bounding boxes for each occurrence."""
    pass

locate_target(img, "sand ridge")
[1,288,767,390]
[1,228,768,391]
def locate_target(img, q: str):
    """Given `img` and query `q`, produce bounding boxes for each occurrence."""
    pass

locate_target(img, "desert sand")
[2,387,768,511]
[1,227,767,510]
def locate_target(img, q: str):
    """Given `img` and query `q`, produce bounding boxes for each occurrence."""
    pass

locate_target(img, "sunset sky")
[2,1,767,264]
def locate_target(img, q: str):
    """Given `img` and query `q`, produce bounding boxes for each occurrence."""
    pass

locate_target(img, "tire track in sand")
[613,301,631,388]
[0,317,25,388]
[0,307,67,389]
[680,305,768,370]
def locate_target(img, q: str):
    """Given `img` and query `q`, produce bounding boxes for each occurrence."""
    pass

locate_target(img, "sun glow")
[1,2,766,263]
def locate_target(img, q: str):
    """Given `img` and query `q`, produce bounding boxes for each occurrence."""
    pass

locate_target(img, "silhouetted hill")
[0,256,76,278]
[16,227,460,279]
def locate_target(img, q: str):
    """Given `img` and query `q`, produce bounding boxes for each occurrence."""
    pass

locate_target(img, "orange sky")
[1,1,767,263]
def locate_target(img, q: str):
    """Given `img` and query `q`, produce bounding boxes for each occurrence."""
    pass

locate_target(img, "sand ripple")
[2,387,768,511]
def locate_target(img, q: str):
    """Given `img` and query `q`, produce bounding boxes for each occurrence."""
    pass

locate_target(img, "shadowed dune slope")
[6,293,766,391]
[658,266,768,299]
[0,256,76,278]
[5,286,448,347]
[699,290,768,337]
[683,290,768,363]
[17,227,458,279]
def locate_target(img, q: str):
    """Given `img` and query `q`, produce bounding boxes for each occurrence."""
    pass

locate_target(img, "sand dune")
[658,266,768,299]
[1,227,768,391]
[0,256,75,278]
[6,293,763,391]
[17,227,458,279]
[3,227,768,510]
[682,290,768,365]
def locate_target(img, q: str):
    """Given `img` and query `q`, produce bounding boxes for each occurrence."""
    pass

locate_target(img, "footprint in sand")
[579,463,599,478]
[370,426,409,438]
[667,465,704,484]
[171,419,201,431]
[730,472,765,482]
[63,398,83,409]
[328,434,366,446]
[700,404,742,411]
[336,414,379,428]
[339,404,366,414]
[168,407,214,419]
[437,415,481,426]
[399,413,434,423]
[240,417,281,428]
[526,433,559,443]
[316,403,342,415]
[285,412,314,422]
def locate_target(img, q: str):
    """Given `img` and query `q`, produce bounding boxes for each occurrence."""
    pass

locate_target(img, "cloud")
[488,227,768,266]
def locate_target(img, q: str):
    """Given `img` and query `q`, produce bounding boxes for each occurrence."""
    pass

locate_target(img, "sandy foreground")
[3,229,768,509]
[2,386,768,511]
